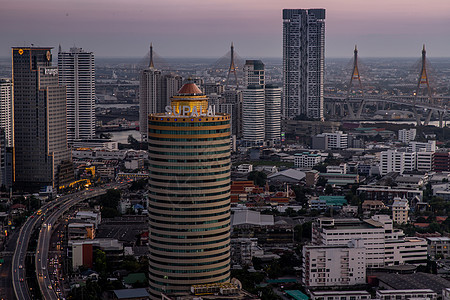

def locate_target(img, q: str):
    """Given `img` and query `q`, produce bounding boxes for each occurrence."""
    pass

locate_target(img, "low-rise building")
[376,289,437,300]
[302,240,366,287]
[309,291,371,300]
[294,152,322,169]
[426,237,450,259]
[392,197,409,224]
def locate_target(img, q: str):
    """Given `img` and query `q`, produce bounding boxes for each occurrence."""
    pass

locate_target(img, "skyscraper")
[242,86,265,145]
[147,82,231,298]
[283,8,325,120]
[139,45,182,141]
[0,79,13,188]
[221,90,243,138]
[265,84,282,142]
[243,60,265,87]
[0,79,13,147]
[12,47,72,191]
[58,47,96,143]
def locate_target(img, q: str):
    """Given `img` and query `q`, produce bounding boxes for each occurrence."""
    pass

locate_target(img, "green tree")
[247,171,267,187]
[93,249,107,276]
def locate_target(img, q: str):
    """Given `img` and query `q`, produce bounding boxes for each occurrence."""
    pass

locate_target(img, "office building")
[416,151,433,172]
[294,152,321,168]
[264,84,281,142]
[408,140,436,152]
[283,9,325,120]
[58,47,95,143]
[12,47,72,191]
[398,128,416,143]
[376,290,437,300]
[426,237,450,259]
[243,60,264,87]
[147,82,231,298]
[0,79,13,147]
[309,291,371,300]
[433,152,450,172]
[313,215,427,268]
[380,150,405,175]
[242,86,265,145]
[302,240,366,287]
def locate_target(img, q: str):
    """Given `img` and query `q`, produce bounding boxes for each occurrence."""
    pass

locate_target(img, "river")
[103,129,141,144]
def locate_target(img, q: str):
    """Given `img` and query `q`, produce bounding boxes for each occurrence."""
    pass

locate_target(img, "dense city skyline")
[2,0,450,58]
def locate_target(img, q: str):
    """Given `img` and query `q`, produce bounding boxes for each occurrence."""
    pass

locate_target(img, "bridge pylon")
[225,42,239,90]
[345,45,365,119]
[413,44,434,126]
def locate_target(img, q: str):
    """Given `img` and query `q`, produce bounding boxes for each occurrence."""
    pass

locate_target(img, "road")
[12,182,126,300]
[36,183,127,300]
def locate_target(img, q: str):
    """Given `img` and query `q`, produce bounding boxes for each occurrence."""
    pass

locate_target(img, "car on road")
[18,264,22,269]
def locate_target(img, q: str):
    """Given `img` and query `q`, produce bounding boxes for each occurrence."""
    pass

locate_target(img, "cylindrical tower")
[265,84,281,142]
[242,85,265,146]
[147,82,231,298]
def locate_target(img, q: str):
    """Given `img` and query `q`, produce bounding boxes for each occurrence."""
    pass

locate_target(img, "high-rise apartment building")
[242,86,265,145]
[283,8,325,120]
[159,74,182,113]
[12,47,72,190]
[0,79,13,147]
[139,46,182,142]
[222,90,243,138]
[243,60,265,87]
[139,62,161,142]
[58,47,95,143]
[147,82,231,298]
[265,84,281,142]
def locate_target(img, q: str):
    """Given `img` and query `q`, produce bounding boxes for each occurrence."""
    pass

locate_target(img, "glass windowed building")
[147,82,231,298]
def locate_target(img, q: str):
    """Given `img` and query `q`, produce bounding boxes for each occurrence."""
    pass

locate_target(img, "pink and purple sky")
[2,0,450,58]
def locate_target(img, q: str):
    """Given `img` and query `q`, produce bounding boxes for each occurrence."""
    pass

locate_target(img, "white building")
[243,60,264,87]
[58,47,95,143]
[75,211,101,229]
[398,128,416,143]
[417,152,433,172]
[376,289,437,300]
[403,152,416,172]
[392,197,409,224]
[294,152,322,168]
[309,291,371,300]
[236,164,253,173]
[264,85,281,142]
[242,86,265,145]
[283,9,325,120]
[325,131,348,150]
[380,150,405,175]
[312,215,427,268]
[0,79,13,147]
[326,163,347,174]
[408,140,436,152]
[302,240,366,287]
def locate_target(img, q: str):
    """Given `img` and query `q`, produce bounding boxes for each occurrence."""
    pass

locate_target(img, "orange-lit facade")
[147,83,231,298]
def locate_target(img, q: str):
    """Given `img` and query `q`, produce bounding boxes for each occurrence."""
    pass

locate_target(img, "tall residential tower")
[58,47,96,143]
[283,8,325,120]
[147,82,231,298]
[12,47,72,190]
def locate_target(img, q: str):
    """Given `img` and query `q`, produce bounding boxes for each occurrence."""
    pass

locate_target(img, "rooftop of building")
[113,288,150,299]
[376,272,450,294]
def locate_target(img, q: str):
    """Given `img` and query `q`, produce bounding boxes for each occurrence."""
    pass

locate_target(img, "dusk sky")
[2,0,450,58]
